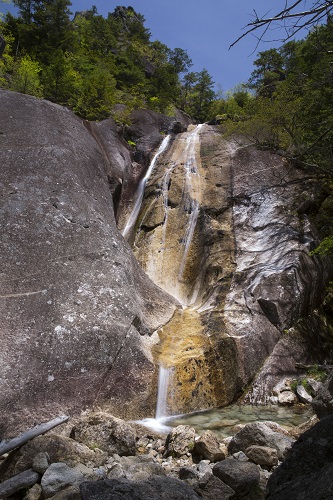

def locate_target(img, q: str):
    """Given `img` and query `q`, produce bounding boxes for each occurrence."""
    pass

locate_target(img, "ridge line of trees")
[0,1,215,121]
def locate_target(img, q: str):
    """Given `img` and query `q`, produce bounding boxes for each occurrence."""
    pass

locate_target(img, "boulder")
[296,384,313,404]
[228,422,295,460]
[164,425,196,458]
[267,414,333,499]
[70,412,136,456]
[213,458,262,499]
[80,476,201,499]
[194,430,225,462]
[124,461,166,481]
[0,90,178,436]
[245,445,278,467]
[311,373,333,418]
[197,473,235,500]
[41,462,85,498]
[278,390,298,405]
[2,434,97,479]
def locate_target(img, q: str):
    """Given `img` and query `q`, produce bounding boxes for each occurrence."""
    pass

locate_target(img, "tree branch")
[230,1,333,48]
[0,415,69,456]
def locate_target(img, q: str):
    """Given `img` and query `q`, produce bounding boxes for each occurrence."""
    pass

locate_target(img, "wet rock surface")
[123,121,333,413]
[2,87,333,441]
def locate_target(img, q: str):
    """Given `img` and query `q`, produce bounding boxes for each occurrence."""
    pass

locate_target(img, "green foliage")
[311,236,333,256]
[0,30,14,86]
[0,2,213,121]
[179,68,215,121]
[306,366,328,382]
[224,21,333,169]
[11,54,43,96]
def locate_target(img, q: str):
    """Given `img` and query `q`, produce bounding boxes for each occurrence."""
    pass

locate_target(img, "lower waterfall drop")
[155,364,172,419]
[136,364,174,433]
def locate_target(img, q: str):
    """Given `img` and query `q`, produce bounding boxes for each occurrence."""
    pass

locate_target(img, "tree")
[192,69,215,121]
[10,54,43,96]
[169,47,192,75]
[249,48,285,96]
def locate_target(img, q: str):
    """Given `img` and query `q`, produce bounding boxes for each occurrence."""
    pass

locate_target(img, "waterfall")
[122,134,170,239]
[155,364,172,419]
[135,364,173,433]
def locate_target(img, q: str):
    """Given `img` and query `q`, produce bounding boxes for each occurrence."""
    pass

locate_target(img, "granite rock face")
[0,90,178,436]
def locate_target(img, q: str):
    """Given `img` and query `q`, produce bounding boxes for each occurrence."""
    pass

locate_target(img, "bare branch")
[230,1,333,49]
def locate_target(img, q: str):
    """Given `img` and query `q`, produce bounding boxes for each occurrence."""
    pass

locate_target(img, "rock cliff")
[1,89,333,436]
[0,90,183,436]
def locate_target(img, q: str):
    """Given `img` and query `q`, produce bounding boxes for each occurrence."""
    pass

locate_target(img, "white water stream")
[122,134,170,239]
[137,364,174,433]
[177,125,202,283]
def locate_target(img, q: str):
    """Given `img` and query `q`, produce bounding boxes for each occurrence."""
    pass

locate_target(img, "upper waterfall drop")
[122,134,171,239]
[133,124,205,306]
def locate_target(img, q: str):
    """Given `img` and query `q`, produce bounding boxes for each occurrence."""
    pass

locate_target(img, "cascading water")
[155,364,172,419]
[133,124,203,305]
[137,364,174,433]
[122,134,170,239]
[131,124,222,424]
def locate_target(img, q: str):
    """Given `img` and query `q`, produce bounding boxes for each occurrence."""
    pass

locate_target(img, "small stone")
[278,390,298,405]
[23,483,42,500]
[32,452,49,474]
[232,451,248,461]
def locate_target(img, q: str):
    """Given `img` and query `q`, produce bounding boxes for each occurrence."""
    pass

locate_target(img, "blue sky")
[1,1,307,92]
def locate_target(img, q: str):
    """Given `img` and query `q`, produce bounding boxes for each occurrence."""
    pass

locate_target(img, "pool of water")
[138,404,313,439]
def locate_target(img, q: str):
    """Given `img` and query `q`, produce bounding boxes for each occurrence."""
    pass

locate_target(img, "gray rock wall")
[0,90,178,436]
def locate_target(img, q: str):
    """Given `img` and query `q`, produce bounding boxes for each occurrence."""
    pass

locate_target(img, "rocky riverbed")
[1,402,331,500]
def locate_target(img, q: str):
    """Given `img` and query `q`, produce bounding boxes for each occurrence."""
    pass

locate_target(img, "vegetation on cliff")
[0,1,215,121]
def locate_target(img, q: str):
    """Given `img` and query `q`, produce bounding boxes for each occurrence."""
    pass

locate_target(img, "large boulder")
[2,434,99,479]
[41,462,84,499]
[70,412,136,456]
[266,414,333,499]
[194,430,226,462]
[0,90,178,436]
[213,458,262,499]
[129,122,333,413]
[164,425,196,458]
[228,422,295,460]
